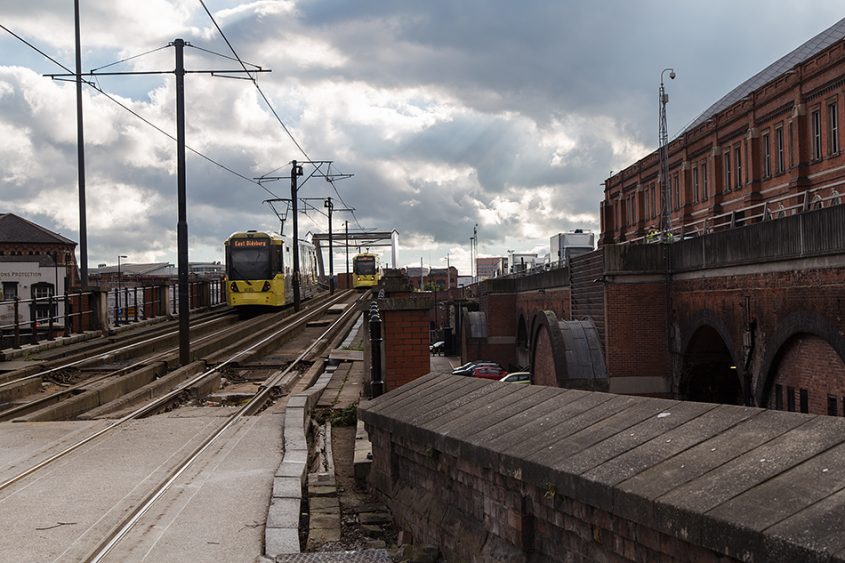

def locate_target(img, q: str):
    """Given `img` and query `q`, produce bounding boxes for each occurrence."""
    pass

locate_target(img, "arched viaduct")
[456,203,845,415]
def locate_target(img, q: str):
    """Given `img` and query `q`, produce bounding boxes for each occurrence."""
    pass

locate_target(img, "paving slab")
[268,497,303,528]
[618,409,810,502]
[266,528,301,556]
[505,393,632,462]
[359,371,442,415]
[584,403,759,487]
[554,400,714,476]
[659,415,843,514]
[375,376,478,422]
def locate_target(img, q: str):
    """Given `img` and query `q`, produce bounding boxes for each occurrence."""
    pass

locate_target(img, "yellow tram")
[224,230,318,308]
[351,252,380,289]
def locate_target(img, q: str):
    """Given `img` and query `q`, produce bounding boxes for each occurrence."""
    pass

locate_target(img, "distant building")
[507,251,539,273]
[427,266,458,290]
[404,266,430,290]
[550,230,595,267]
[0,213,77,328]
[476,257,507,280]
[457,275,473,287]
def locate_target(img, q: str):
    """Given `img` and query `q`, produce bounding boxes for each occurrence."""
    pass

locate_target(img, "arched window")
[833,189,842,206]
[776,203,787,219]
[811,194,824,210]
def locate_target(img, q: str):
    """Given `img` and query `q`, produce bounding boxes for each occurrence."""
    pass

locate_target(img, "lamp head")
[669,70,676,80]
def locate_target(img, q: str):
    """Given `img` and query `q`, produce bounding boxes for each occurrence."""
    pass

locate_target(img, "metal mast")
[658,68,675,239]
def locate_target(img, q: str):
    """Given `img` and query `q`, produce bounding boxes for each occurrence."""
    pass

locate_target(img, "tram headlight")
[230,282,239,292]
[262,281,271,292]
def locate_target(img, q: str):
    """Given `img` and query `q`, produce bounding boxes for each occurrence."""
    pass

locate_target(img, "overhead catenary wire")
[197,0,365,231]
[90,44,172,73]
[0,23,280,200]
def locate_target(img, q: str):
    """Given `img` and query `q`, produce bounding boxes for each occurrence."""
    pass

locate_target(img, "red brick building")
[602,18,845,245]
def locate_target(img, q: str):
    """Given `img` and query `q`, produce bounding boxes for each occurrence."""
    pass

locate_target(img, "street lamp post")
[659,67,676,239]
[117,255,127,324]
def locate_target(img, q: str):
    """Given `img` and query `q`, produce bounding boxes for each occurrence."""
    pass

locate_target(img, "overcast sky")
[1,1,843,275]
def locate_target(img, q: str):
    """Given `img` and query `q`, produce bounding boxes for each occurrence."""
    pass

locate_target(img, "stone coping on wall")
[357,297,433,312]
[359,373,845,562]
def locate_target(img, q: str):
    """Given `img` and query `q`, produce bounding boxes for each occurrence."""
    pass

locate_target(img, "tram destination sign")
[232,239,269,248]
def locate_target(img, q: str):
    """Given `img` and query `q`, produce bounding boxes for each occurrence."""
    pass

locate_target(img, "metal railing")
[621,186,843,245]
[0,290,93,350]
[0,279,226,350]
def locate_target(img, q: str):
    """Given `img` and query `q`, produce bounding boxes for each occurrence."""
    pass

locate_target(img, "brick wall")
[360,376,839,562]
[604,281,671,379]
[383,309,430,390]
[770,334,845,415]
[672,265,845,409]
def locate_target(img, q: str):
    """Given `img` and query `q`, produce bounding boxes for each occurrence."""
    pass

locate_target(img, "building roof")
[94,263,175,276]
[684,17,845,133]
[0,213,76,246]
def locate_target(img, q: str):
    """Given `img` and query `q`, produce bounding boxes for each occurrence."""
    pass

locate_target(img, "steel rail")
[0,308,236,391]
[0,291,352,493]
[85,290,364,562]
[0,294,335,419]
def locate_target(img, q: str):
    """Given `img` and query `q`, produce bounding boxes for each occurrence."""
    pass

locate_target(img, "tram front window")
[354,258,376,275]
[229,248,272,280]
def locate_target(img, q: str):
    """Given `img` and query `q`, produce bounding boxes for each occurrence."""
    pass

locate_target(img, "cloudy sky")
[1,1,843,275]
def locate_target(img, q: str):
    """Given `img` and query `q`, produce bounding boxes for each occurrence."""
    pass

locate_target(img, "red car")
[472,365,508,380]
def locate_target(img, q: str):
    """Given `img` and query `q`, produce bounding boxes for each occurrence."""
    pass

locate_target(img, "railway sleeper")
[15,361,170,422]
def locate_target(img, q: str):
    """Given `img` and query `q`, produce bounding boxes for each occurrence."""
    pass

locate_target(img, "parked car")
[451,360,498,376]
[500,372,531,384]
[472,365,508,380]
[429,341,445,355]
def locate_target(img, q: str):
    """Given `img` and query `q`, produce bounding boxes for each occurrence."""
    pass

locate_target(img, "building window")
[762,131,771,177]
[828,395,838,416]
[775,384,783,410]
[31,282,56,324]
[787,386,795,412]
[644,189,649,222]
[812,108,822,161]
[673,173,680,209]
[776,126,785,173]
[701,160,708,200]
[829,102,839,155]
[734,145,742,189]
[651,184,656,217]
[692,166,700,203]
[2,281,18,301]
[723,151,731,192]
[800,388,809,414]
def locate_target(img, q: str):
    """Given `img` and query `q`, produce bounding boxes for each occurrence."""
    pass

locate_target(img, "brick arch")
[530,311,564,386]
[679,309,739,364]
[530,310,607,390]
[679,310,745,404]
[756,311,845,407]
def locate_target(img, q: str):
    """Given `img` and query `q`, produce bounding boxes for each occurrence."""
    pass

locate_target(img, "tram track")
[0,288,366,562]
[0,289,360,494]
[0,292,341,422]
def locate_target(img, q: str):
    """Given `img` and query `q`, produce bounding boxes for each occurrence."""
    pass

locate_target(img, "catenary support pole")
[291,160,301,311]
[74,0,88,289]
[175,38,190,365]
